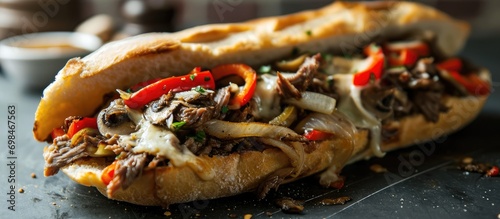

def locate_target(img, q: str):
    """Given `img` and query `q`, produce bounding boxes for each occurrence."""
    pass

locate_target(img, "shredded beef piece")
[213,87,231,119]
[207,138,238,156]
[189,137,264,156]
[277,72,301,99]
[276,54,321,98]
[310,75,339,100]
[145,100,182,127]
[286,53,321,90]
[363,57,450,124]
[107,153,148,196]
[413,91,449,123]
[361,85,396,121]
[145,90,218,129]
[43,134,102,176]
[182,137,204,155]
[176,106,214,128]
[225,100,256,123]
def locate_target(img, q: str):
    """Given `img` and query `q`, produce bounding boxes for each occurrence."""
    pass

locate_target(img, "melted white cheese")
[252,74,282,120]
[333,74,385,160]
[120,120,215,180]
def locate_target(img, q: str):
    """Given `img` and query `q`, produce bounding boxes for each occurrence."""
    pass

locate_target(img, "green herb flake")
[221,105,229,114]
[189,74,196,81]
[305,30,312,36]
[192,86,206,94]
[194,130,206,142]
[258,65,271,74]
[171,121,186,131]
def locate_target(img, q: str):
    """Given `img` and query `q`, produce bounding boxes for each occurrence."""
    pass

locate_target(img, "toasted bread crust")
[35,1,486,206]
[62,130,369,205]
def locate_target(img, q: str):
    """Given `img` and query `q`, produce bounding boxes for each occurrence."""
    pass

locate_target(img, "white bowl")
[0,32,102,90]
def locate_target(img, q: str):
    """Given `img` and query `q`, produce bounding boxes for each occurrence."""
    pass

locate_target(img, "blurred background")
[1,0,499,42]
[0,0,499,91]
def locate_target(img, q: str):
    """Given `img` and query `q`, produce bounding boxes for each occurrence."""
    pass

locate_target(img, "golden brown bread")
[33,1,488,206]
[62,131,369,206]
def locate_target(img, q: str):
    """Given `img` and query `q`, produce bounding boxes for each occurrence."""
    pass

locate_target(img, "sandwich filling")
[43,38,489,197]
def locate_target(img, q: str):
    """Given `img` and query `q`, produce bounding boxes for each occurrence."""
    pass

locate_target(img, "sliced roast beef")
[175,106,215,128]
[412,91,449,123]
[276,54,321,99]
[107,153,148,194]
[43,134,102,176]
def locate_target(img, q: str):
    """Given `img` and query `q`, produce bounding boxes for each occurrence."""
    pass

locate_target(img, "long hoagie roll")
[34,1,489,206]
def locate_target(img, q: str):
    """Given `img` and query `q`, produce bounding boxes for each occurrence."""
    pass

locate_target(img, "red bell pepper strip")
[129,78,161,92]
[50,127,66,139]
[384,41,429,67]
[353,44,385,86]
[67,117,98,138]
[436,58,462,72]
[123,68,216,109]
[211,64,257,109]
[101,161,118,185]
[388,48,418,67]
[437,58,490,96]
[304,129,335,141]
[448,71,490,96]
[384,40,430,57]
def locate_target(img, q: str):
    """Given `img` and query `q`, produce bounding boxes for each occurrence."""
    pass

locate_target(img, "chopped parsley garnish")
[192,85,206,94]
[194,130,206,142]
[221,105,229,114]
[305,30,312,36]
[258,65,272,74]
[189,74,196,81]
[171,121,186,131]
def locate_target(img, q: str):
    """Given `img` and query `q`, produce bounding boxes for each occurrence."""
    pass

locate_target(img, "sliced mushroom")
[97,99,136,136]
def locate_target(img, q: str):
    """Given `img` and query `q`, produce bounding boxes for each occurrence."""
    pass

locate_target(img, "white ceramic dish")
[0,32,102,90]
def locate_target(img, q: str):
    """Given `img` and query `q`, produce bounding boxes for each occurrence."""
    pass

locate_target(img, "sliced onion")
[203,120,305,141]
[258,138,304,177]
[294,111,357,140]
[269,105,298,127]
[285,91,336,114]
